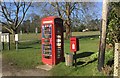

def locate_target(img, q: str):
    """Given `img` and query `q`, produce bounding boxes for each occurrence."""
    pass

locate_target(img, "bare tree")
[44,2,97,39]
[49,2,77,39]
[0,1,32,35]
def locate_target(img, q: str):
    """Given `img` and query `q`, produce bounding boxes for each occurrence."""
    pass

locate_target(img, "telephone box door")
[41,24,53,65]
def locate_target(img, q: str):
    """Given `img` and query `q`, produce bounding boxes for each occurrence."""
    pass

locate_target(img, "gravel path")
[2,56,51,76]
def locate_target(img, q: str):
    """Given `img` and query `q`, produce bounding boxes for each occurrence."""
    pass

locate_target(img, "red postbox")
[41,16,64,65]
[70,37,79,52]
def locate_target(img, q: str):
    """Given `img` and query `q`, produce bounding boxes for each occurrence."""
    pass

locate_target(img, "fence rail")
[10,33,40,42]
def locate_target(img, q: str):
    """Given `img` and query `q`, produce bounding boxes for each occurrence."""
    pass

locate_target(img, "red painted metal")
[41,16,64,65]
[70,37,79,52]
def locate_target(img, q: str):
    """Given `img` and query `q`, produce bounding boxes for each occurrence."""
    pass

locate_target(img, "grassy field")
[10,33,40,42]
[71,31,100,36]
[2,31,113,76]
[9,31,100,41]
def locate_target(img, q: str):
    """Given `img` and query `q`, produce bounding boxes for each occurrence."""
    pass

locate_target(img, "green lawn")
[9,31,100,41]
[71,31,100,36]
[51,38,101,76]
[10,33,40,42]
[2,31,113,76]
[2,41,42,69]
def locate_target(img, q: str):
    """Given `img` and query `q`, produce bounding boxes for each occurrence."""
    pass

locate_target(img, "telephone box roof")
[41,16,63,24]
[41,16,62,20]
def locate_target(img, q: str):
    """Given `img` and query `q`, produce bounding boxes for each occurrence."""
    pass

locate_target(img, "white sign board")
[1,35,4,42]
[3,35,6,42]
[35,27,38,34]
[6,35,9,42]
[15,34,18,41]
[43,21,53,24]
[0,33,9,42]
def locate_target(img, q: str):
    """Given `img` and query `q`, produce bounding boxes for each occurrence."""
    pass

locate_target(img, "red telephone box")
[41,16,64,65]
[70,37,79,52]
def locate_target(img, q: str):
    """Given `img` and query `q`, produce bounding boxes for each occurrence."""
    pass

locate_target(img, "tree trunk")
[65,2,71,39]
[12,30,17,44]
[65,20,71,39]
[98,0,108,71]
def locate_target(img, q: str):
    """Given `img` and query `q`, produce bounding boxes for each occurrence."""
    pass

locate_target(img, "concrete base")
[36,65,53,71]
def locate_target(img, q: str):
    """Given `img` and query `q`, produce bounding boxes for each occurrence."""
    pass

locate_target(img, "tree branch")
[16,2,32,29]
[0,21,13,33]
[0,3,14,24]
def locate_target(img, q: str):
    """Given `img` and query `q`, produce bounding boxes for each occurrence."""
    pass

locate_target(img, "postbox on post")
[41,16,64,65]
[70,37,79,67]
[70,37,79,52]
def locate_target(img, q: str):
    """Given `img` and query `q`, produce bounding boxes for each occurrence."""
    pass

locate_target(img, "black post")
[8,42,10,50]
[2,42,4,50]
[74,52,77,67]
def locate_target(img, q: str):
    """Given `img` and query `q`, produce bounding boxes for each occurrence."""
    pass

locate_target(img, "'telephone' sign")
[43,21,53,24]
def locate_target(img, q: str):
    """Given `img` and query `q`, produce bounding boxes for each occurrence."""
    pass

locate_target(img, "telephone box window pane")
[42,26,45,38]
[42,44,52,57]
[43,24,52,38]
[42,24,52,59]
[56,26,62,59]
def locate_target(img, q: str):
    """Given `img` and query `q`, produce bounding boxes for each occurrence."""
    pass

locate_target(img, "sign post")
[1,34,4,50]
[6,34,10,50]
[0,33,10,50]
[15,34,18,51]
[35,27,38,35]
[70,37,79,67]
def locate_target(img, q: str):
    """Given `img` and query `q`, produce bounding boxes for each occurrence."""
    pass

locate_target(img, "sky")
[26,2,103,20]
[0,2,103,23]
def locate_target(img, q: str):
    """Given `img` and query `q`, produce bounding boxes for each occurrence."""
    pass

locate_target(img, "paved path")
[2,60,51,76]
[3,68,51,76]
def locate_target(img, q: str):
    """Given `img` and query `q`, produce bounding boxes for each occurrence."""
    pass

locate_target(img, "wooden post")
[0,35,2,51]
[114,43,120,77]
[2,42,4,50]
[16,41,18,51]
[1,34,4,50]
[98,0,109,71]
[7,34,10,50]
[15,34,18,51]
